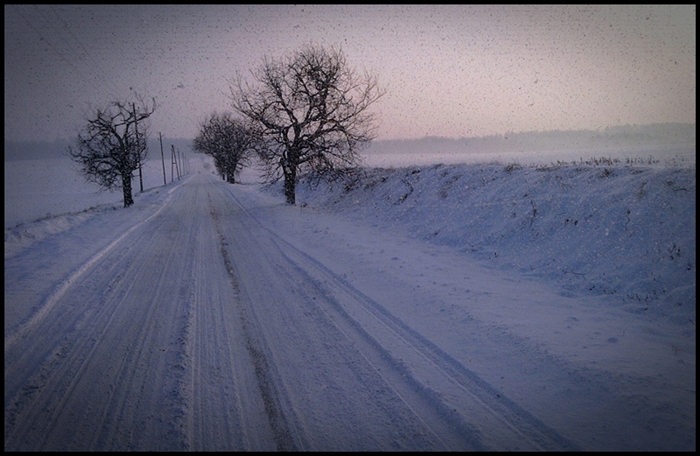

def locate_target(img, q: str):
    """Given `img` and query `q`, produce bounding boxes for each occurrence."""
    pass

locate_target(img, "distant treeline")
[5,123,694,161]
[366,123,696,156]
[5,137,195,161]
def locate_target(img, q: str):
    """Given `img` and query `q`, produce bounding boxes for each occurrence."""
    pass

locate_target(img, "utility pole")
[133,103,144,192]
[177,148,182,179]
[159,132,167,186]
[175,147,182,179]
[176,149,181,178]
[171,144,181,181]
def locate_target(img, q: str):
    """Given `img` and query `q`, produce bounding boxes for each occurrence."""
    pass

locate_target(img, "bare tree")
[192,112,256,184]
[68,96,156,207]
[231,44,385,204]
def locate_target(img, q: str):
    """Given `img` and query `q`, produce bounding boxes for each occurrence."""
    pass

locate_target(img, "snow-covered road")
[4,171,695,451]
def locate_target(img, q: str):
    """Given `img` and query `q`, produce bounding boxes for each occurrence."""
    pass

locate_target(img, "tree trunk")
[122,172,134,207]
[283,164,297,205]
[138,161,144,192]
[226,160,237,184]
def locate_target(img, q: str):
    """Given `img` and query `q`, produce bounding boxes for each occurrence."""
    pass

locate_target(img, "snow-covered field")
[4,139,696,451]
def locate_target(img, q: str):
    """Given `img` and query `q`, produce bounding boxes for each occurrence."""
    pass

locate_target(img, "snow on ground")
[4,154,180,230]
[291,159,696,329]
[3,140,696,451]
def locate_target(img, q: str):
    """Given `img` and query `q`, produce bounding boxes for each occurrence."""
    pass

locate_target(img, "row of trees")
[69,44,385,206]
[192,112,254,184]
[195,44,385,204]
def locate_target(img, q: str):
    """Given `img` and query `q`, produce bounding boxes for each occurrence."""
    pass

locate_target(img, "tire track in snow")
[5,178,197,451]
[224,192,484,449]
[82,179,200,451]
[185,183,268,451]
[208,194,298,452]
[38,247,165,450]
[227,190,580,451]
[274,239,579,451]
[4,177,191,354]
[4,244,146,449]
[5,233,162,449]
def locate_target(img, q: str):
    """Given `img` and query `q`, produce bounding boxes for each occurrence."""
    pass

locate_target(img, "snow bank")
[291,161,696,328]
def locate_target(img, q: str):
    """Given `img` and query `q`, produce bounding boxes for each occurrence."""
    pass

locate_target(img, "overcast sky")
[4,4,696,142]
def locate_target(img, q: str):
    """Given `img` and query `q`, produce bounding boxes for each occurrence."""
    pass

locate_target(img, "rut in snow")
[208,193,297,451]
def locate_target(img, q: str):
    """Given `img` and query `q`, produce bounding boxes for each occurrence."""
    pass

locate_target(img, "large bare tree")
[192,112,256,184]
[68,97,156,207]
[231,44,385,204]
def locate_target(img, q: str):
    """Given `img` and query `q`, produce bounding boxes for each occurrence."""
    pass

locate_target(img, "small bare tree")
[68,96,156,207]
[231,44,385,204]
[192,112,256,184]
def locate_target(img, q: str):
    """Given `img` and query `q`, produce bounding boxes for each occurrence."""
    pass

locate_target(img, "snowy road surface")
[4,172,695,451]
